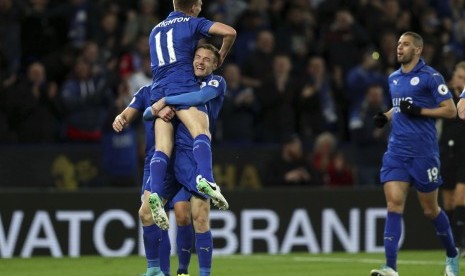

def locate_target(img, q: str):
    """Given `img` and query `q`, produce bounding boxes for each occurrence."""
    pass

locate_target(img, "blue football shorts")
[173,147,208,200]
[141,160,182,201]
[380,152,442,193]
[167,187,192,209]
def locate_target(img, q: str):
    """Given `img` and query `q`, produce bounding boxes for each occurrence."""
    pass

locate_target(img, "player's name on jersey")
[156,17,191,28]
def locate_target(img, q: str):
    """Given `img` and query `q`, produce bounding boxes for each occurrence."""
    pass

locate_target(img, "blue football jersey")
[175,74,226,150]
[149,11,214,99]
[387,59,452,157]
[129,85,154,169]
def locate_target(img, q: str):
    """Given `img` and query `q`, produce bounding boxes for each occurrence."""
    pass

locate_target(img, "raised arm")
[208,22,236,66]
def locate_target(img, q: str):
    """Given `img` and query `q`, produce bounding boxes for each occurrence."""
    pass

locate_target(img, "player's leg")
[417,188,459,275]
[139,190,165,276]
[442,189,455,221]
[149,118,173,230]
[414,155,459,274]
[371,180,408,276]
[441,154,460,246]
[159,227,171,276]
[173,198,193,276]
[191,196,212,276]
[453,182,465,253]
[176,107,228,209]
[176,107,212,182]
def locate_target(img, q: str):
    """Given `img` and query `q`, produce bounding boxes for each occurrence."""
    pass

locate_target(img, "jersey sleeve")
[428,71,452,104]
[194,17,214,38]
[165,76,225,105]
[129,86,150,112]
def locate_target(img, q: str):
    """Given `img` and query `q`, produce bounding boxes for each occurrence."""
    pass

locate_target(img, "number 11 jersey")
[149,11,214,101]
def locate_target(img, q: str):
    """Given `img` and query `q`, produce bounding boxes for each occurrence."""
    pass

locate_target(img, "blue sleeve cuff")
[143,107,154,121]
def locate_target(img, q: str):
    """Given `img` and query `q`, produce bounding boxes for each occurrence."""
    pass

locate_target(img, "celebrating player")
[371,32,459,276]
[113,87,194,276]
[146,0,236,223]
[148,44,227,276]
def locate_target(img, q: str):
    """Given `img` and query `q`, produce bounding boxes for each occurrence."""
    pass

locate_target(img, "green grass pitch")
[0,251,460,276]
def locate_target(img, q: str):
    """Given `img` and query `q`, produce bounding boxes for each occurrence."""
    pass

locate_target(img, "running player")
[371,31,459,276]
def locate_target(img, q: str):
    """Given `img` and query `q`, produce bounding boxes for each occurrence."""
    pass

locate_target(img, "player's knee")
[386,200,404,213]
[175,212,191,226]
[193,214,209,231]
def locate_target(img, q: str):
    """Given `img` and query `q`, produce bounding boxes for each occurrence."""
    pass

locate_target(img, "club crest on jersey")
[437,84,448,95]
[410,77,420,86]
[208,79,219,87]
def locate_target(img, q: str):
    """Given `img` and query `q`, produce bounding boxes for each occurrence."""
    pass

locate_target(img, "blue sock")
[150,151,169,193]
[384,212,401,271]
[432,210,458,257]
[196,231,213,276]
[159,229,171,276]
[176,224,194,274]
[193,134,214,183]
[143,225,161,269]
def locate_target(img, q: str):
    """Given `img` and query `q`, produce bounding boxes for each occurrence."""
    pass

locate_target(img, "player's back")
[149,11,214,95]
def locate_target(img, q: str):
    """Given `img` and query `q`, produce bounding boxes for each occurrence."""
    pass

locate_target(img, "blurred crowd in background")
[1,0,464,188]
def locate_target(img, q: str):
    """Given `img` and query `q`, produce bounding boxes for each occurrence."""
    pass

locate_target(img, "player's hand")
[151,98,166,117]
[158,106,175,122]
[373,112,388,128]
[112,115,126,132]
[400,100,421,116]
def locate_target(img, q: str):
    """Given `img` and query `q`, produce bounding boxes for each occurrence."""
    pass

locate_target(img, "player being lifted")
[146,0,236,227]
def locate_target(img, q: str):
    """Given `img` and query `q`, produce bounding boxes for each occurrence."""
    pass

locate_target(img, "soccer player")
[146,43,227,276]
[147,0,236,222]
[371,32,459,276]
[112,87,193,276]
[439,61,465,253]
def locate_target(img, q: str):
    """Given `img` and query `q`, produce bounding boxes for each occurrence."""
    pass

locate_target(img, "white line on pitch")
[292,256,444,266]
[219,255,444,266]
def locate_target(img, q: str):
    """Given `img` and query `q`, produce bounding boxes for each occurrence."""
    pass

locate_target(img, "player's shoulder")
[419,64,441,75]
[418,65,447,86]
[204,74,225,87]
[134,84,151,97]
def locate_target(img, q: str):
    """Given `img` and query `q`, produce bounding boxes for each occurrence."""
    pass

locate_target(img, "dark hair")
[401,31,424,48]
[196,44,220,64]
[174,0,199,12]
